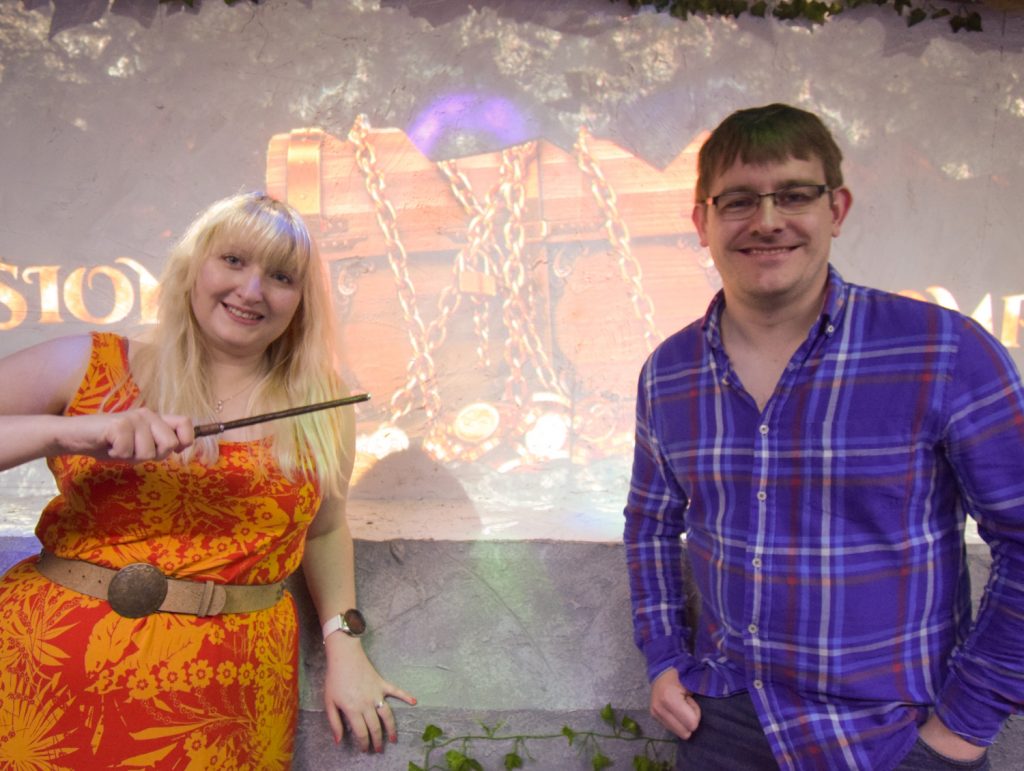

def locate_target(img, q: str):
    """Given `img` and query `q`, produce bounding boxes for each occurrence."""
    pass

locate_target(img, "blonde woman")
[0,192,413,767]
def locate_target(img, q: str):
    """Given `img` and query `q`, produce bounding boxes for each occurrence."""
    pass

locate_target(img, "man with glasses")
[624,103,1023,770]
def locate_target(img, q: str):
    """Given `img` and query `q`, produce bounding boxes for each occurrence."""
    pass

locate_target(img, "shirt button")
[756,491,767,501]
[752,557,762,568]
[753,679,764,690]
[748,623,758,634]
[759,425,769,435]
[826,324,835,335]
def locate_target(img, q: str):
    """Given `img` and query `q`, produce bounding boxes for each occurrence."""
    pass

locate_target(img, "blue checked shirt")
[624,267,1024,771]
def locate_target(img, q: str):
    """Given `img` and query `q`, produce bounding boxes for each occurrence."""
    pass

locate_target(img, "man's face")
[692,155,852,314]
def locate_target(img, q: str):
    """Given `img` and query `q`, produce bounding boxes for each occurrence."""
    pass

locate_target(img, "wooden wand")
[193,393,371,437]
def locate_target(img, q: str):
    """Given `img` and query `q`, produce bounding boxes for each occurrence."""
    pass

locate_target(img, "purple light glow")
[407,92,530,156]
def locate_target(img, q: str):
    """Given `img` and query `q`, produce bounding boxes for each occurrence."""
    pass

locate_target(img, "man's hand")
[918,714,986,762]
[650,667,702,740]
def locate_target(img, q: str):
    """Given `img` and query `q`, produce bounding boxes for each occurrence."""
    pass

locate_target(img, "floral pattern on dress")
[0,332,321,769]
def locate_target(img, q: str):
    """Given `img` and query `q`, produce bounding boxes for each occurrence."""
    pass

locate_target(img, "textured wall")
[1,0,1023,529]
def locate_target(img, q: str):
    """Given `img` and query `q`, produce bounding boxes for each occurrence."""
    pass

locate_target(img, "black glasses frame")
[704,184,831,217]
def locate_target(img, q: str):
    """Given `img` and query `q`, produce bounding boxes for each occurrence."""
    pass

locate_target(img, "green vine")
[410,704,674,771]
[622,0,987,32]
[142,0,995,31]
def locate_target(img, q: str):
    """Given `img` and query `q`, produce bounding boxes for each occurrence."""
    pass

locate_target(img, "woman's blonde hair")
[131,191,350,495]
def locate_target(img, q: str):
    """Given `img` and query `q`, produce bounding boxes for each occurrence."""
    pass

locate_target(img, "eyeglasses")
[704,184,831,221]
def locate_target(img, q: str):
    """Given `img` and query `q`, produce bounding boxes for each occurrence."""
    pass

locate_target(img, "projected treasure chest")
[266,120,714,465]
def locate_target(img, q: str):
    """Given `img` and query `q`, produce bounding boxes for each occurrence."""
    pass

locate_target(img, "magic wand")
[193,393,371,437]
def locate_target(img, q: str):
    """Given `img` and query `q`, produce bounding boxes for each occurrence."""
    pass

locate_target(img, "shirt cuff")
[935,669,1011,745]
[641,634,692,683]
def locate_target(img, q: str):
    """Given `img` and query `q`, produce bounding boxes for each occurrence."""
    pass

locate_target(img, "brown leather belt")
[35,550,284,619]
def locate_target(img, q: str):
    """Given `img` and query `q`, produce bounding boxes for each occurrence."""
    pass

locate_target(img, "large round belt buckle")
[107,563,168,618]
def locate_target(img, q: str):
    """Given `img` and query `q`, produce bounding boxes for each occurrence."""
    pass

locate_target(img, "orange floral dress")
[0,332,322,770]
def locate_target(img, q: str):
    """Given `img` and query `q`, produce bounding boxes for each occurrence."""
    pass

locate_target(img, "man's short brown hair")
[695,103,844,202]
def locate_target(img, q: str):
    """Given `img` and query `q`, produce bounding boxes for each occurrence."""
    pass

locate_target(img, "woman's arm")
[0,335,193,470]
[303,489,416,753]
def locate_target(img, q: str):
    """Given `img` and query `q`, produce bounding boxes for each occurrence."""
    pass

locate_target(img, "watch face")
[343,608,366,635]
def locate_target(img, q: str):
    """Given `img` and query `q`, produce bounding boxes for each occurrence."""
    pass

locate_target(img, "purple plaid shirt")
[624,267,1024,771]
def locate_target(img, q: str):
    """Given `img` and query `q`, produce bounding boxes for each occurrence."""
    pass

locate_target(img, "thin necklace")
[214,376,260,415]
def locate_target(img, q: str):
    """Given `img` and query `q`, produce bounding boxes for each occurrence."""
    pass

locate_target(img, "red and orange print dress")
[0,332,322,769]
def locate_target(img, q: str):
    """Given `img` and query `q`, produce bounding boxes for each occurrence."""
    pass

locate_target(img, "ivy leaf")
[422,724,445,743]
[772,1,800,21]
[621,715,642,737]
[803,0,830,23]
[504,752,525,769]
[479,721,496,738]
[600,703,616,727]
[409,764,426,771]
[749,1,767,16]
[563,725,577,746]
[592,751,614,770]
[445,749,483,771]
[907,7,926,25]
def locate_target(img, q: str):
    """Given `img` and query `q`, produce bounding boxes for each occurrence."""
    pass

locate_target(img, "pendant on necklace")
[215,399,225,414]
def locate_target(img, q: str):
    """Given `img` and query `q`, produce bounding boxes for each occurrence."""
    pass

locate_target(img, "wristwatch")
[322,608,367,642]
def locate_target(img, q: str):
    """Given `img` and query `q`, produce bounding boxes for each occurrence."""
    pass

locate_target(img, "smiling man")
[624,104,1024,770]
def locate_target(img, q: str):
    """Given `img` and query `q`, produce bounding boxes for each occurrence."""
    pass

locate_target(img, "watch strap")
[322,614,346,642]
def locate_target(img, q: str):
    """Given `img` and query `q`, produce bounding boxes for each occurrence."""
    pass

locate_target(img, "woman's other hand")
[322,632,417,753]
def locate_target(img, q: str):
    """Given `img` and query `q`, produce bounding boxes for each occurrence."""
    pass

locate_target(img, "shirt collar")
[701,265,849,350]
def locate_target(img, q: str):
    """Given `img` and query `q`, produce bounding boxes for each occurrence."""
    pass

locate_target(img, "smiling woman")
[0,192,414,768]
[189,246,303,381]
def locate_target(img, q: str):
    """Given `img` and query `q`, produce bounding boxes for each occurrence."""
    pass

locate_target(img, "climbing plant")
[410,704,674,771]
[73,0,1003,33]
[621,0,995,31]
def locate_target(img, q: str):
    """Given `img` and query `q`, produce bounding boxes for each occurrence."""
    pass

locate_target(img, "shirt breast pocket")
[800,417,943,532]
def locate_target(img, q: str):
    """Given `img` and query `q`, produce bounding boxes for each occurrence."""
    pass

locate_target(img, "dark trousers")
[673,693,990,771]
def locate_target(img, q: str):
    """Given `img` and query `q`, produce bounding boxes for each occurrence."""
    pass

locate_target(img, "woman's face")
[190,241,303,363]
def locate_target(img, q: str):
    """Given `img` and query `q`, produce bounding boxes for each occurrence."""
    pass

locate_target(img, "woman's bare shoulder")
[0,334,97,414]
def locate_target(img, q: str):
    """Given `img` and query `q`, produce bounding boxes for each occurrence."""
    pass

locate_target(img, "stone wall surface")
[0,535,1020,769]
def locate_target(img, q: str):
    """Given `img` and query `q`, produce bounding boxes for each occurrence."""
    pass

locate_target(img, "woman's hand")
[322,632,417,752]
[60,409,195,462]
[0,334,195,470]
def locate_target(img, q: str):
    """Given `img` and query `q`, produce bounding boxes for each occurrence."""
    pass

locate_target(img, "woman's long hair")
[131,192,350,495]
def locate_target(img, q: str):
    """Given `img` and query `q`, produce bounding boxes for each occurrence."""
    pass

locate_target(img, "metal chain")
[347,115,441,425]
[497,144,564,405]
[437,160,496,370]
[442,146,566,406]
[574,126,661,352]
[347,119,570,462]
